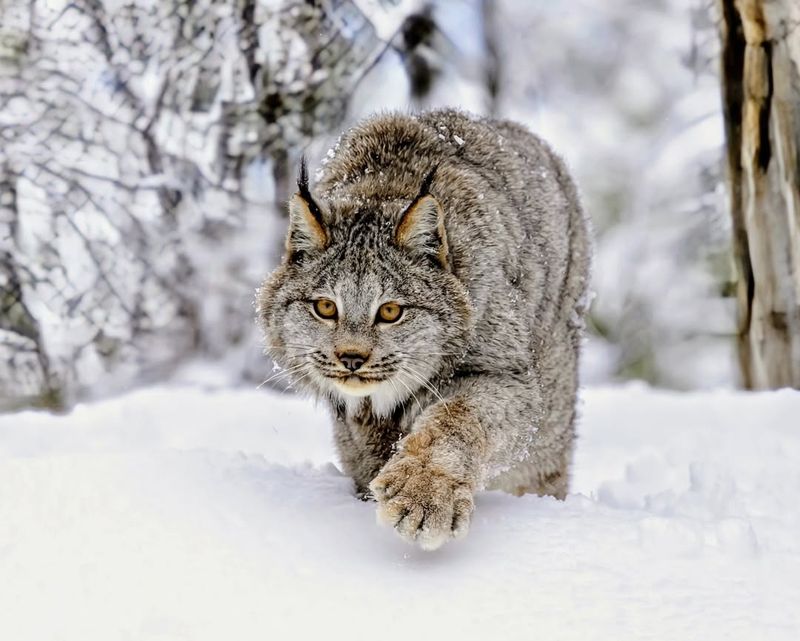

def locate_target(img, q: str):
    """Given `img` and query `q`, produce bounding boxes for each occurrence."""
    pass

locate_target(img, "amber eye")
[377,302,403,323]
[312,298,338,320]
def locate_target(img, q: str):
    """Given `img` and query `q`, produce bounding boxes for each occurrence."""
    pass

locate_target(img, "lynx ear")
[286,158,327,259]
[394,168,449,268]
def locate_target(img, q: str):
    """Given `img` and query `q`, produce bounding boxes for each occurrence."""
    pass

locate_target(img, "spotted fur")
[257,109,591,549]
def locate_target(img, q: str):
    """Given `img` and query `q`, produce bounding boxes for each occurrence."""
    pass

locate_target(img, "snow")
[1,382,798,640]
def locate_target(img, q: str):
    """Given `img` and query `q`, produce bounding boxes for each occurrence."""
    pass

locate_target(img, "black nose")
[338,352,367,372]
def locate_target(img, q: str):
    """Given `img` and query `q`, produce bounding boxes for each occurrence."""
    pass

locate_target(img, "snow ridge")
[1,383,798,640]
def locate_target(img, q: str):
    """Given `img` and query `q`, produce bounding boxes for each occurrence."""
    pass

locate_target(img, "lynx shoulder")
[257,109,590,550]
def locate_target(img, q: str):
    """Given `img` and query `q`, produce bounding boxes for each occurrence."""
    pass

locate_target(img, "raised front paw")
[369,455,474,550]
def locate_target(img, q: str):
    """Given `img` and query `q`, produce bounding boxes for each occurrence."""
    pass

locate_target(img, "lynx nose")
[338,351,368,372]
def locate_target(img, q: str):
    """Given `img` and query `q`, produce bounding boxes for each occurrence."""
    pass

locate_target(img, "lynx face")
[257,164,471,415]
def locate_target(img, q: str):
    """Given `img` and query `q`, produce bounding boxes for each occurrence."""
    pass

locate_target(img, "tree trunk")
[717,0,800,389]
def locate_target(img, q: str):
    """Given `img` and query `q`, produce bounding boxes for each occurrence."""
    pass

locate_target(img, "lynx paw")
[369,455,474,550]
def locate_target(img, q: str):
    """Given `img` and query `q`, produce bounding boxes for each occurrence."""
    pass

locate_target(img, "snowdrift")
[1,384,798,640]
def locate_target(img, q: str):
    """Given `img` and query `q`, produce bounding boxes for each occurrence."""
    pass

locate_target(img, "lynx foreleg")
[369,374,542,549]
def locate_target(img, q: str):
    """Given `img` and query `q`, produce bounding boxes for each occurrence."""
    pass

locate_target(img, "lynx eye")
[377,302,403,323]
[312,298,338,320]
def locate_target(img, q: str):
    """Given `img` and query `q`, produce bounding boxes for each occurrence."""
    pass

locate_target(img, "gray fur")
[257,109,590,550]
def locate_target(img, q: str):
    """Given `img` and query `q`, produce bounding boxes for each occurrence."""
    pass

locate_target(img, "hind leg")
[487,445,572,499]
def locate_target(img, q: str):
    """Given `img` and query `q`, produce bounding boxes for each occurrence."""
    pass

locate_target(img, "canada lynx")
[257,110,590,549]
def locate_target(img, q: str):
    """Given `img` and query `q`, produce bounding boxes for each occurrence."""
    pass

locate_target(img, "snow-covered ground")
[1,383,798,641]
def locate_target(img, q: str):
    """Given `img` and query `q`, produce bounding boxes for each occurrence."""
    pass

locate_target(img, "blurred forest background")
[0,0,740,410]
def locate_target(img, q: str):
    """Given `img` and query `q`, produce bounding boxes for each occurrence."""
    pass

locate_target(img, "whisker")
[256,371,294,390]
[399,355,443,366]
[399,364,452,418]
[399,351,461,358]
[267,351,317,363]
[257,363,308,389]
[395,373,423,413]
[359,368,396,376]
[282,351,317,360]
[286,366,315,390]
[386,377,405,408]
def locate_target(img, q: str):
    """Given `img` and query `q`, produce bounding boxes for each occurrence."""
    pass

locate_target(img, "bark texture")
[718,0,800,388]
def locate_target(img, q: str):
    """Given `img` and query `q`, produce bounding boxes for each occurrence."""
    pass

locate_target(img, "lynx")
[257,109,590,550]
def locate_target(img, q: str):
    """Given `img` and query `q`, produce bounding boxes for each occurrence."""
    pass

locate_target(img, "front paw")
[369,455,474,550]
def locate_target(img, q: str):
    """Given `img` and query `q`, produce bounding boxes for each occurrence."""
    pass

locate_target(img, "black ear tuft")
[418,164,438,198]
[394,165,448,269]
[286,157,328,259]
[297,156,324,228]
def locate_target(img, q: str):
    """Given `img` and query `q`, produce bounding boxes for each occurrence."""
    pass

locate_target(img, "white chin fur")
[331,379,376,398]
[331,378,406,417]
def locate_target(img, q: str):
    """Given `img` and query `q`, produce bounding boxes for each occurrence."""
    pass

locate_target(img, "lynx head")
[257,160,472,415]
